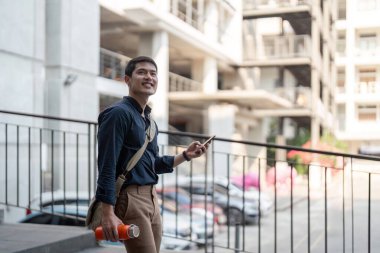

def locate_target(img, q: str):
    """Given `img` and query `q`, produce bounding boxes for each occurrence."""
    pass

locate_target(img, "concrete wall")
[45,0,99,121]
[0,0,45,114]
[0,0,100,222]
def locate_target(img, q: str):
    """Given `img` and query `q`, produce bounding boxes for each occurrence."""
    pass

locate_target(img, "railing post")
[235,224,240,253]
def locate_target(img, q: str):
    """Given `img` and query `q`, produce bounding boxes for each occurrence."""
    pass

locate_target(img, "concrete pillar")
[204,1,218,42]
[250,119,269,189]
[138,31,169,144]
[0,0,45,114]
[45,0,99,191]
[45,0,99,121]
[206,104,236,176]
[192,57,218,94]
[310,0,321,149]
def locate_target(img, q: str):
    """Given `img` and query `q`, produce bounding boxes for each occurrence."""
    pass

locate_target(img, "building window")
[337,105,346,131]
[338,0,346,19]
[99,94,121,112]
[357,33,377,55]
[337,33,346,56]
[357,105,377,121]
[357,68,377,93]
[337,69,345,93]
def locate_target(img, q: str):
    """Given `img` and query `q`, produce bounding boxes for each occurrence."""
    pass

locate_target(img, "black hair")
[124,56,157,77]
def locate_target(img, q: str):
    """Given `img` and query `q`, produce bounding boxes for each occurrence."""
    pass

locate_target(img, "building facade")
[242,0,337,154]
[335,0,380,154]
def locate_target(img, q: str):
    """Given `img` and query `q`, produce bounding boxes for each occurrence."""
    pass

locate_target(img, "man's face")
[126,62,158,97]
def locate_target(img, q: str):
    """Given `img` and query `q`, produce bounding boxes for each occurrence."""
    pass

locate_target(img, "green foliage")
[287,128,310,147]
[320,132,348,152]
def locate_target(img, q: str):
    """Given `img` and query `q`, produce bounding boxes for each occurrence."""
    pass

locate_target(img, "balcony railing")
[355,48,380,57]
[244,34,311,60]
[356,82,380,94]
[99,48,201,93]
[170,0,204,31]
[243,0,311,10]
[169,72,202,92]
[99,48,130,82]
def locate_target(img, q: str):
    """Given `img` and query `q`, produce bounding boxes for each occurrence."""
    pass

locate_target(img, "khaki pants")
[115,185,162,253]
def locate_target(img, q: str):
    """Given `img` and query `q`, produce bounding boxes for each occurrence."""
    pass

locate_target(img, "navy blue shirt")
[95,96,174,205]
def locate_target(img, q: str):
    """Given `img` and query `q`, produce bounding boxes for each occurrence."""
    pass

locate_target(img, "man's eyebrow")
[136,67,156,72]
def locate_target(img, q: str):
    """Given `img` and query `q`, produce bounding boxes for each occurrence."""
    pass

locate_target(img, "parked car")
[156,186,227,225]
[179,176,273,225]
[160,199,216,246]
[26,190,90,215]
[19,205,87,226]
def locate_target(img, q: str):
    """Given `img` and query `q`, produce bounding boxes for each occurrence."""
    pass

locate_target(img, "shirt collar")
[123,96,152,116]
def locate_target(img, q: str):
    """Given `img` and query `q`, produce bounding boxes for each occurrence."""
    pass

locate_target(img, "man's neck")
[129,94,148,114]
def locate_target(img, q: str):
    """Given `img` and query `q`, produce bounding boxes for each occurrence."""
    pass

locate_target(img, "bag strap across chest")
[122,117,156,177]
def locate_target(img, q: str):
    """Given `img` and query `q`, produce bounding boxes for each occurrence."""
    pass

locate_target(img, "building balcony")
[243,34,311,66]
[356,82,380,94]
[355,48,380,57]
[169,73,202,92]
[99,48,130,82]
[99,48,308,112]
[169,0,204,32]
[243,0,311,19]
[243,0,311,10]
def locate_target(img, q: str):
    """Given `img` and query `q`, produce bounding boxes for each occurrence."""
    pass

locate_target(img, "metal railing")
[99,49,202,93]
[243,0,311,10]
[169,72,202,92]
[244,34,311,60]
[2,110,380,252]
[99,48,130,82]
[356,82,380,94]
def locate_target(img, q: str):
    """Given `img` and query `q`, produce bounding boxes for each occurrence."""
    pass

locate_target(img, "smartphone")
[203,135,216,145]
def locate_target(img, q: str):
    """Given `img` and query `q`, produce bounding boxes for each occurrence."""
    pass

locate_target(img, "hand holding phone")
[202,135,216,145]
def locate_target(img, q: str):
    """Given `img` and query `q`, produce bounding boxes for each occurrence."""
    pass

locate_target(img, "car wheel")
[227,208,243,225]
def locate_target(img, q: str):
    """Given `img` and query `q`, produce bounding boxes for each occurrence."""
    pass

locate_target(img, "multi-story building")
[335,0,380,154]
[242,0,337,152]
[0,0,339,222]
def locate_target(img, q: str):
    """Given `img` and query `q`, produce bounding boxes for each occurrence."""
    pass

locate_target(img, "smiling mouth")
[143,82,154,88]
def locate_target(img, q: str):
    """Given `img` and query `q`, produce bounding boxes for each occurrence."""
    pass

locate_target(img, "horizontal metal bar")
[162,130,380,162]
[0,110,97,125]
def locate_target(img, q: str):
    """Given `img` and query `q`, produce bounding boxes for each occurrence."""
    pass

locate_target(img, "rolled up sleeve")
[154,155,174,174]
[96,108,129,205]
[153,142,174,174]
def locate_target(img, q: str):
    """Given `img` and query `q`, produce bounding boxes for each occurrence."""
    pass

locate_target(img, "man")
[96,56,209,253]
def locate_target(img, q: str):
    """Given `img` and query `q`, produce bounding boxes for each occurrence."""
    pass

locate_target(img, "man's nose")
[144,73,153,79]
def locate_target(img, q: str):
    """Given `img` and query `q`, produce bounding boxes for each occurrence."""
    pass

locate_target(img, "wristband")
[182,150,191,161]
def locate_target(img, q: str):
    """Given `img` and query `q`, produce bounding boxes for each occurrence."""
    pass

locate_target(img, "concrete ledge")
[0,223,97,253]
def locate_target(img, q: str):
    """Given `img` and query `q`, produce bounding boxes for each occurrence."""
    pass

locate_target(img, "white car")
[26,190,91,215]
[160,199,216,246]
[179,176,273,224]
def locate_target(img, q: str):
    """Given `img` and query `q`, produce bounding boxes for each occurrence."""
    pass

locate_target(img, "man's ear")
[124,75,130,86]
